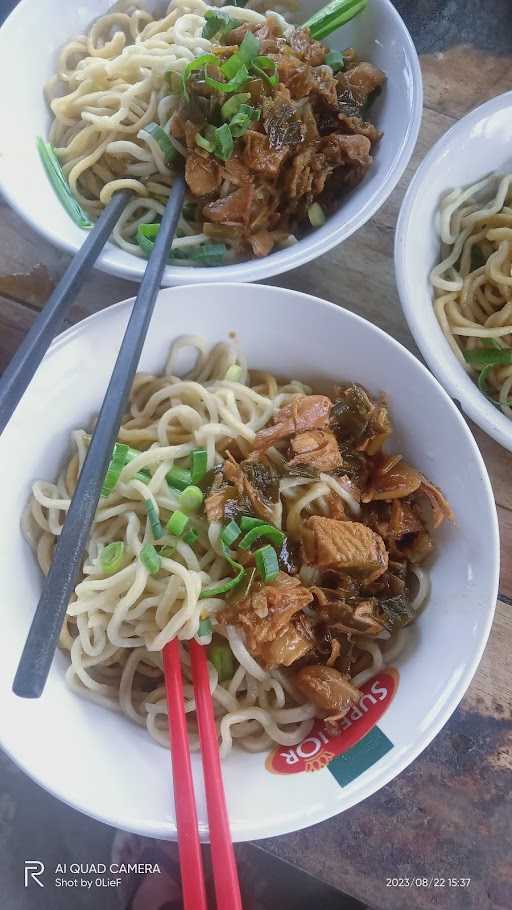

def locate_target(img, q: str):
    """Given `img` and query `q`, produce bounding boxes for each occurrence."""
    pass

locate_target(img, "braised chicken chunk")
[303,517,388,582]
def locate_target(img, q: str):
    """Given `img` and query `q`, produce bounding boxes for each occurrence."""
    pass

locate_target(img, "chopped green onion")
[478,364,493,396]
[255,544,279,583]
[251,55,278,87]
[325,49,344,72]
[212,123,234,161]
[100,541,125,575]
[239,523,286,551]
[102,443,129,497]
[308,202,326,227]
[205,65,250,96]
[202,10,241,39]
[140,543,161,575]
[159,545,176,559]
[198,616,212,639]
[139,121,178,163]
[232,0,248,6]
[144,499,163,540]
[209,641,235,681]
[166,510,190,536]
[182,52,219,99]
[222,92,251,120]
[137,224,226,266]
[167,465,192,491]
[195,132,215,153]
[222,31,260,79]
[179,484,204,512]
[124,446,152,483]
[464,348,512,367]
[183,528,199,546]
[228,104,260,137]
[191,448,208,484]
[37,137,93,230]
[221,520,241,547]
[240,516,267,531]
[224,364,242,382]
[305,0,368,42]
[199,542,246,598]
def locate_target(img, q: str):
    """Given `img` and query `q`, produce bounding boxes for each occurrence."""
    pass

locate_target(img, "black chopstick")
[13,174,186,698]
[0,189,131,435]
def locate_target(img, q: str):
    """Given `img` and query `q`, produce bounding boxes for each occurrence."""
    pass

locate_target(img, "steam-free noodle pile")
[23,337,450,757]
[431,173,512,417]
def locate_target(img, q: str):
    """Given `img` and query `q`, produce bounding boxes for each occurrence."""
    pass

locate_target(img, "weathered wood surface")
[0,22,511,910]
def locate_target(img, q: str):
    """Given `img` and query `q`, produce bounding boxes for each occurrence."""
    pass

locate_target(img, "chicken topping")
[289,429,342,472]
[260,617,313,667]
[254,395,331,449]
[219,572,313,660]
[363,457,423,502]
[185,153,222,196]
[295,665,361,717]
[303,517,388,582]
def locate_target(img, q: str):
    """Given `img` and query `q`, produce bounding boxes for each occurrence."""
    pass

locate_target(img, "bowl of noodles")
[395,90,512,453]
[0,0,421,284]
[0,283,498,839]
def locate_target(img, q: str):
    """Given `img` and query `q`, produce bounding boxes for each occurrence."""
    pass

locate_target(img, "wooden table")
[1,2,511,908]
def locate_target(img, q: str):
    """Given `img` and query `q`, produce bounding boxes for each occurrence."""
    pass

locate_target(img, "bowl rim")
[394,89,512,453]
[0,283,499,840]
[0,0,423,286]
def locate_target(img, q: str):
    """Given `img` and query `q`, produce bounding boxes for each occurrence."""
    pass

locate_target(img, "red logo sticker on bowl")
[266,670,399,781]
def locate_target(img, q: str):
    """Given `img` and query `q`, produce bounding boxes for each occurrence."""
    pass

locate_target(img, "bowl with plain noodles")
[0,283,498,840]
[0,0,421,284]
[395,90,512,453]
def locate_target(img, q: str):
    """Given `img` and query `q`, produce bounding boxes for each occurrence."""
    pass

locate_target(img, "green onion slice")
[222,92,251,120]
[209,641,236,681]
[102,443,129,497]
[240,516,267,531]
[140,543,161,575]
[308,202,326,227]
[197,617,212,639]
[205,65,250,96]
[239,523,286,551]
[305,0,368,42]
[196,132,215,153]
[191,448,208,484]
[254,544,279,583]
[179,485,204,512]
[222,31,260,79]
[144,499,163,540]
[202,10,241,40]
[167,465,193,490]
[199,542,246,599]
[37,137,93,230]
[464,347,512,367]
[325,49,344,72]
[212,123,234,161]
[124,446,151,483]
[221,520,241,547]
[183,528,199,546]
[182,52,219,98]
[139,121,178,163]
[228,104,260,138]
[136,224,226,266]
[167,510,190,536]
[251,55,278,87]
[100,541,125,575]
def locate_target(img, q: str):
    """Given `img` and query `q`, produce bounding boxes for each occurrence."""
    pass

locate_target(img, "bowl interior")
[0,0,421,284]
[395,91,512,452]
[0,284,498,840]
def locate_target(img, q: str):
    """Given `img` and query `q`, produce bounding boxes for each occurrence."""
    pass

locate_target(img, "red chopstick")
[189,639,243,910]
[163,638,208,910]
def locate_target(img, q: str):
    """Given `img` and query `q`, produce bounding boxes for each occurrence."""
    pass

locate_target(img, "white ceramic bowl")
[0,284,498,840]
[0,0,422,285]
[395,91,512,452]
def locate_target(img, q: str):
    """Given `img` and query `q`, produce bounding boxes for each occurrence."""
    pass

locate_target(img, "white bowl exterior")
[395,90,512,452]
[0,284,498,841]
[0,0,422,284]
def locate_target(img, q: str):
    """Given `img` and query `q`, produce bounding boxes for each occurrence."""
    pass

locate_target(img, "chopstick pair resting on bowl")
[2,177,242,910]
